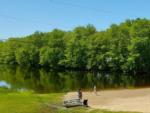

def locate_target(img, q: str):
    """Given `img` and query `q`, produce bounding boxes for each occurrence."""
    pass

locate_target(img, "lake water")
[0,81,10,88]
[0,65,150,93]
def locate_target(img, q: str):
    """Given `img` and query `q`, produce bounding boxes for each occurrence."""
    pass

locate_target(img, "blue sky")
[0,0,150,39]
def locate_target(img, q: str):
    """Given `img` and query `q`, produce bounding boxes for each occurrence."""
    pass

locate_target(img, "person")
[77,89,82,100]
[83,99,88,107]
[94,85,97,95]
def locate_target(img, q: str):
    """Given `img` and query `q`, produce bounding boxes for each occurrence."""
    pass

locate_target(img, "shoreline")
[64,88,150,113]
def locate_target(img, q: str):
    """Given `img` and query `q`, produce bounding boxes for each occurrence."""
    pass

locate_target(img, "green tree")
[39,29,66,68]
[125,37,150,73]
[15,46,39,66]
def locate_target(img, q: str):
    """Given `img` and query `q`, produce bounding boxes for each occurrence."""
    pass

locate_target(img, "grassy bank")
[0,88,138,113]
[0,87,62,113]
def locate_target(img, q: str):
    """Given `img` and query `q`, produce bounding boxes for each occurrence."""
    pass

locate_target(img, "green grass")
[0,88,139,113]
[0,88,63,113]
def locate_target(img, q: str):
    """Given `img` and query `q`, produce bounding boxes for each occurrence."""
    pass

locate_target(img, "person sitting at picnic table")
[77,89,89,107]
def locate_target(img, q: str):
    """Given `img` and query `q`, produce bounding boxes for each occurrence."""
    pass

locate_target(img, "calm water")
[0,81,10,88]
[0,65,150,93]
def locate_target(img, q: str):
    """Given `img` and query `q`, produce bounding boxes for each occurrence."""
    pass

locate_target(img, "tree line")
[1,18,150,74]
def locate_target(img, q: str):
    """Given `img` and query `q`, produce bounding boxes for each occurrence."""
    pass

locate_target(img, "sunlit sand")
[64,88,150,113]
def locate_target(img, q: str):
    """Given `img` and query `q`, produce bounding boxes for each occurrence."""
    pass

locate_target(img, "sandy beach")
[64,88,150,113]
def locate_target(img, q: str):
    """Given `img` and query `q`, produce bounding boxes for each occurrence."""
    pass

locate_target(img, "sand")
[64,88,150,113]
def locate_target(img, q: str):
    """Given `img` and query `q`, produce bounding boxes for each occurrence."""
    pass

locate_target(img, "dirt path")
[64,88,150,113]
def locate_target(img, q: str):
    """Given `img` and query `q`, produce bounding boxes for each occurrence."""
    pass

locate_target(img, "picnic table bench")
[63,99,88,108]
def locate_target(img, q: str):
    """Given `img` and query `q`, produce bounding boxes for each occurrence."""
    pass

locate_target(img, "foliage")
[1,19,150,73]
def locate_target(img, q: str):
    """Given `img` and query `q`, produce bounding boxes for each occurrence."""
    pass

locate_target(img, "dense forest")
[1,18,150,74]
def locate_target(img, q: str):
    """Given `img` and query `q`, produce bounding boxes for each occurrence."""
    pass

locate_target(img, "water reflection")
[0,65,150,93]
[0,81,10,88]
